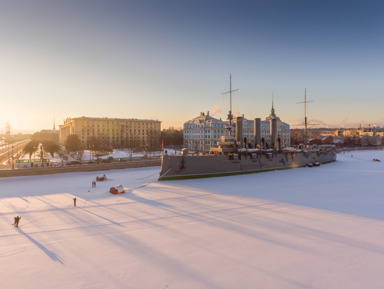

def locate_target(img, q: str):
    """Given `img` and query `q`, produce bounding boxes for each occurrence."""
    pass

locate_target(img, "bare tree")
[23,140,39,159]
[42,140,60,158]
[65,135,82,154]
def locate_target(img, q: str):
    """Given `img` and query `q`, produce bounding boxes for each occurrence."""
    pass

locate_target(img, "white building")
[183,112,228,152]
[262,105,291,148]
[184,106,290,152]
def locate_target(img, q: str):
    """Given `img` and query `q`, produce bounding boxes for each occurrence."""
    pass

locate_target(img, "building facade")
[183,107,290,152]
[59,117,161,150]
[337,125,384,146]
[183,112,228,152]
[262,105,291,148]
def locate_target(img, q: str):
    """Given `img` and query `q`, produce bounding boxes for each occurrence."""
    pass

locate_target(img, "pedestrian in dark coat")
[73,197,77,207]
[14,216,21,227]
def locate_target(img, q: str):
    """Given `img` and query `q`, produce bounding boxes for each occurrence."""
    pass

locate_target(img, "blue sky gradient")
[1,0,383,132]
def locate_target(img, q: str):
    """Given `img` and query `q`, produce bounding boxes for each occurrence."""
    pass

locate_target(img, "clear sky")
[1,0,383,133]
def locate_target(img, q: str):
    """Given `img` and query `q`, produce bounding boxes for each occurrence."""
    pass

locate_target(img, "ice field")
[1,150,384,289]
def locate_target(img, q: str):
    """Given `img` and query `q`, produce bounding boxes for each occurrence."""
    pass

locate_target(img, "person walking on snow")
[13,216,21,227]
[73,197,77,207]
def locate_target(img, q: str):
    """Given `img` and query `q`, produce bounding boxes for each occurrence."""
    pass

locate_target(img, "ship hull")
[159,151,336,181]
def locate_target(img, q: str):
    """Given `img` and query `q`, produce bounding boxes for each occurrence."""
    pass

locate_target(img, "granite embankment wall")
[0,159,161,178]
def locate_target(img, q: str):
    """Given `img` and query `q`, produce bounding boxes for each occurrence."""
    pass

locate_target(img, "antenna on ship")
[297,88,313,147]
[222,74,238,135]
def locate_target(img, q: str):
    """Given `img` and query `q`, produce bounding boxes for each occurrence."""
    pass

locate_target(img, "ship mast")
[222,74,238,136]
[297,88,313,146]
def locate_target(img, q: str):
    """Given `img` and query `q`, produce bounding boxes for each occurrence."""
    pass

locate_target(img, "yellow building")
[59,117,161,150]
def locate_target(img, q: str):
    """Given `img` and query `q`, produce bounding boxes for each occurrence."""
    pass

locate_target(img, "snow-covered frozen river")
[1,150,384,289]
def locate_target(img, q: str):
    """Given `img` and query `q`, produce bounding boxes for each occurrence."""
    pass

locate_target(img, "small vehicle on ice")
[110,184,125,194]
[96,174,107,181]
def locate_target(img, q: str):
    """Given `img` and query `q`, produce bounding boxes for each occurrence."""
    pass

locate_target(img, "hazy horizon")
[1,0,383,132]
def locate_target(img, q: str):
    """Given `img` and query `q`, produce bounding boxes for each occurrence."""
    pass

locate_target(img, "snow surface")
[1,150,384,289]
[16,148,177,164]
[81,149,179,161]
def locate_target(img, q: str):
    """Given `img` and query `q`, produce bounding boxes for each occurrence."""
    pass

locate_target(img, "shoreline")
[0,159,161,178]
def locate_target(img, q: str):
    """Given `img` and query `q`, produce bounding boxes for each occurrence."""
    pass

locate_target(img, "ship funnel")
[236,116,244,148]
[254,118,261,147]
[270,118,278,149]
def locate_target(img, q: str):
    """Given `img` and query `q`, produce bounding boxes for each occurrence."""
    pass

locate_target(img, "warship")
[159,79,336,181]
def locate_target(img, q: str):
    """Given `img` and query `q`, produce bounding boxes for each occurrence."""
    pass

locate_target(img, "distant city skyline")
[1,0,384,133]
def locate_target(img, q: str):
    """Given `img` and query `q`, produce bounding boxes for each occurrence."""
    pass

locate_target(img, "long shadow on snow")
[122,190,171,207]
[142,181,384,256]
[159,160,384,221]
[77,206,122,226]
[98,212,312,289]
[17,228,64,264]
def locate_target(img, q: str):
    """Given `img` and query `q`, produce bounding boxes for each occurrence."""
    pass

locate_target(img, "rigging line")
[133,179,157,190]
[136,170,161,180]
[162,168,172,176]
[133,168,172,190]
